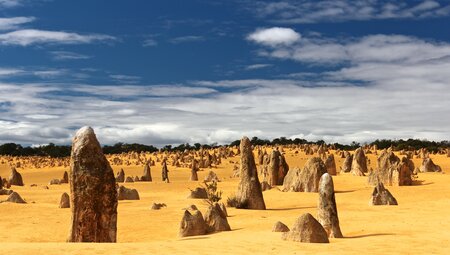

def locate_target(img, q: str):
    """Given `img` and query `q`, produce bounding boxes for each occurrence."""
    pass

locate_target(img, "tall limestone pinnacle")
[318,173,343,238]
[236,136,266,210]
[68,126,118,243]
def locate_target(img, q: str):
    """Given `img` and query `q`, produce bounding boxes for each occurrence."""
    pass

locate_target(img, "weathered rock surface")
[419,158,442,172]
[219,202,228,217]
[203,202,231,232]
[281,213,329,243]
[370,182,398,206]
[318,173,343,238]
[68,126,118,243]
[350,148,367,176]
[115,169,125,183]
[151,203,166,210]
[117,185,140,200]
[268,150,289,186]
[141,163,152,182]
[190,160,199,181]
[188,187,208,199]
[283,157,327,192]
[8,167,24,186]
[235,136,266,210]
[369,150,414,186]
[272,221,290,232]
[3,178,10,189]
[162,161,169,183]
[278,153,289,185]
[375,149,400,184]
[49,178,61,185]
[61,171,69,183]
[6,191,26,203]
[324,154,337,175]
[269,150,281,186]
[179,208,208,237]
[341,153,353,173]
[396,157,414,186]
[260,181,272,191]
[60,192,70,208]
[0,189,13,195]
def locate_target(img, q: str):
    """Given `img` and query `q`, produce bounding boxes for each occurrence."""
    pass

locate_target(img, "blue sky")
[1,0,450,146]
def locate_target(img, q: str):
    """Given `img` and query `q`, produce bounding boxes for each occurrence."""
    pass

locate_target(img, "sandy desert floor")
[0,150,449,255]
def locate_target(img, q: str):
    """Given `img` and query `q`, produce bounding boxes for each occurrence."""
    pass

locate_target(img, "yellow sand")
[0,150,449,254]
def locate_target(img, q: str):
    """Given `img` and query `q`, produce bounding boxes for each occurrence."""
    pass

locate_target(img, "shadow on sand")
[266,206,315,211]
[335,189,359,194]
[178,228,244,240]
[178,236,210,241]
[412,180,434,186]
[345,233,395,239]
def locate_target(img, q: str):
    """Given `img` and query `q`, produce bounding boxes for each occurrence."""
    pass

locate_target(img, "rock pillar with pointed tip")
[68,126,118,243]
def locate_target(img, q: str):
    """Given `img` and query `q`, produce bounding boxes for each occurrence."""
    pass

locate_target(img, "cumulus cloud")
[0,82,223,145]
[0,29,116,46]
[0,30,449,146]
[0,17,34,31]
[247,27,300,46]
[1,49,449,147]
[249,0,450,23]
[254,33,450,65]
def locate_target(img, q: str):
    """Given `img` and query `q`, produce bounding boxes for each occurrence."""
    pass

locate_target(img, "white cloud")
[0,82,222,145]
[0,29,116,46]
[32,70,66,78]
[0,67,90,80]
[0,67,23,76]
[0,57,449,146]
[143,38,158,47]
[254,34,450,65]
[0,0,22,8]
[0,29,449,146]
[194,79,303,88]
[50,51,91,61]
[24,114,59,120]
[408,0,441,13]
[143,85,216,97]
[0,17,34,31]
[235,33,450,144]
[71,84,217,97]
[247,27,300,46]
[109,74,141,84]
[250,0,450,23]
[245,64,272,70]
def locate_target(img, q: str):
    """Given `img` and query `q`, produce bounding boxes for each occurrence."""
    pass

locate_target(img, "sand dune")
[0,150,449,254]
